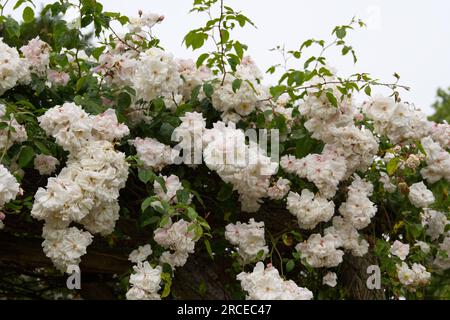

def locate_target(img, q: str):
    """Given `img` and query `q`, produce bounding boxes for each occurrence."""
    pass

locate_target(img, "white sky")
[7,0,450,114]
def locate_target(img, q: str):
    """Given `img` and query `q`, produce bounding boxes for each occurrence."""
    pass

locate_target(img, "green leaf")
[235,14,246,27]
[303,56,316,70]
[186,207,198,220]
[22,6,34,23]
[197,216,211,231]
[76,77,87,92]
[220,29,229,44]
[266,66,276,74]
[256,112,266,127]
[274,114,287,133]
[117,15,129,25]
[187,207,198,221]
[417,141,426,156]
[159,122,175,142]
[342,46,351,56]
[364,85,372,96]
[326,91,338,108]
[159,215,171,227]
[300,39,313,50]
[34,141,51,155]
[193,224,203,239]
[141,215,159,227]
[292,252,301,260]
[386,157,400,176]
[217,183,233,201]
[4,17,20,38]
[292,51,301,59]
[91,45,106,60]
[406,223,423,239]
[117,92,131,109]
[153,202,167,214]
[152,98,165,113]
[290,129,306,140]
[141,197,155,212]
[286,260,295,272]
[196,53,209,68]
[138,168,155,184]
[176,189,190,204]
[335,27,347,39]
[160,274,172,298]
[53,53,69,68]
[184,30,208,50]
[227,54,240,71]
[351,49,358,63]
[204,239,214,260]
[232,78,242,93]
[318,67,333,77]
[256,249,266,261]
[155,176,167,193]
[203,83,214,98]
[270,85,286,100]
[295,136,318,159]
[189,190,205,209]
[234,41,244,59]
[18,146,35,167]
[13,0,27,10]
[292,71,305,85]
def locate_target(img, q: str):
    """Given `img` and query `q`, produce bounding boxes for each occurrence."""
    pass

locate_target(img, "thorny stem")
[0,0,10,16]
[217,0,227,85]
[304,80,410,91]
[271,45,290,72]
[312,17,360,70]
[281,45,290,72]
[171,92,179,108]
[381,205,392,231]
[268,230,284,278]
[313,39,338,71]
[206,8,221,72]
[0,117,14,163]
[259,80,411,102]
[109,27,141,53]
[74,48,82,78]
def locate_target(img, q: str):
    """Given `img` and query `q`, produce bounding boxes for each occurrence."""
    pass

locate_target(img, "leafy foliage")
[0,0,448,301]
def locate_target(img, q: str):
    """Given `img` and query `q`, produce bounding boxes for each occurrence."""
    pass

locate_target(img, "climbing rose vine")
[0,0,448,300]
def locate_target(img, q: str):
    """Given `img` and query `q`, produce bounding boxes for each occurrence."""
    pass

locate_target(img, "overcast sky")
[8,0,450,114]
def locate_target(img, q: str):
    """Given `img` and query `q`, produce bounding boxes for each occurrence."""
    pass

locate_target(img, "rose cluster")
[31,103,129,272]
